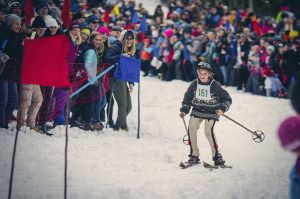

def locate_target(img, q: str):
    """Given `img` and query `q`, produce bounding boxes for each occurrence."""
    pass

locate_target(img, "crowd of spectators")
[0,0,299,133]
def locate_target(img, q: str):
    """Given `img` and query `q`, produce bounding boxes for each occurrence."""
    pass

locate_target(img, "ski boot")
[108,121,115,128]
[120,126,129,132]
[35,124,53,136]
[69,119,81,128]
[82,122,94,131]
[213,153,225,166]
[92,121,104,131]
[188,155,200,164]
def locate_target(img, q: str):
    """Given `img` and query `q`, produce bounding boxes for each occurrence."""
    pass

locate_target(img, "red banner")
[21,35,72,88]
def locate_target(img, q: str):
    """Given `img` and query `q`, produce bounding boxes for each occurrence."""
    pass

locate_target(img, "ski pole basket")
[223,114,265,143]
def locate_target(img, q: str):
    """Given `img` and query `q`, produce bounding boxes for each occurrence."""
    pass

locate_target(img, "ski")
[179,161,201,169]
[219,164,233,169]
[180,161,233,170]
[203,161,218,169]
[203,161,233,169]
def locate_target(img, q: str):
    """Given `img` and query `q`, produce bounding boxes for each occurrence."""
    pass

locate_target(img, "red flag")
[21,35,72,88]
[103,9,110,23]
[61,0,71,29]
[25,0,34,25]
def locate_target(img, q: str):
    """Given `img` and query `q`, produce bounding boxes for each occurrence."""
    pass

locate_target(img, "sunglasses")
[91,21,99,24]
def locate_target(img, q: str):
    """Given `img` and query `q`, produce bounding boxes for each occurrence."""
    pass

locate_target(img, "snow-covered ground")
[0,76,296,199]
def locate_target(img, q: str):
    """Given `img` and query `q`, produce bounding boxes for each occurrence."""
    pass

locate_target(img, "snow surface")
[0,76,296,199]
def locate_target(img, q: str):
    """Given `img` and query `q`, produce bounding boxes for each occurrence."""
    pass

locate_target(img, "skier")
[179,62,232,166]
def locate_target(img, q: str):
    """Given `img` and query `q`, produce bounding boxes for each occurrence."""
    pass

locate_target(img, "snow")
[0,76,296,199]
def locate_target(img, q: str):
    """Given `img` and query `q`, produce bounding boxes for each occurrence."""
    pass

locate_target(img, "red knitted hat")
[278,116,300,152]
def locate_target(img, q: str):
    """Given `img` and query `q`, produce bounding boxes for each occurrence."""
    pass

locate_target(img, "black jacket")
[180,78,232,120]
[104,40,123,76]
[0,25,24,81]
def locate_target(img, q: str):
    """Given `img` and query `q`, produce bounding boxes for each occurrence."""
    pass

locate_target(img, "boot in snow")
[213,153,225,166]
[188,155,200,164]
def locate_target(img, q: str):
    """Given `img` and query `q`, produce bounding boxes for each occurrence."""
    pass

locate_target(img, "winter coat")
[0,25,24,81]
[141,46,152,61]
[180,78,232,120]
[172,40,182,61]
[187,35,207,62]
[84,48,97,82]
[283,49,300,78]
[267,53,280,74]
[104,39,123,76]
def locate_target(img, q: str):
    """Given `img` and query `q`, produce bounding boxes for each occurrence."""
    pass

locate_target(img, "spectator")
[16,16,44,133]
[0,14,23,129]
[278,75,300,199]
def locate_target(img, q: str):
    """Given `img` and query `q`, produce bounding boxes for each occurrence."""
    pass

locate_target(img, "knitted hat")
[72,12,85,21]
[183,27,192,34]
[86,15,99,23]
[81,27,92,36]
[262,67,273,77]
[98,26,110,36]
[125,30,134,38]
[6,14,21,27]
[36,1,49,11]
[164,28,173,38]
[32,16,46,28]
[289,74,300,114]
[191,30,201,37]
[143,38,150,43]
[267,45,275,52]
[7,1,21,11]
[111,26,123,32]
[69,21,80,30]
[278,116,300,152]
[45,18,58,28]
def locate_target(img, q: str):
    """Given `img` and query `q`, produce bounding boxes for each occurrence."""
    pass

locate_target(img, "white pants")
[188,116,219,157]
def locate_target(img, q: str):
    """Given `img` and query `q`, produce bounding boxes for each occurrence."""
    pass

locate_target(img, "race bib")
[195,80,213,101]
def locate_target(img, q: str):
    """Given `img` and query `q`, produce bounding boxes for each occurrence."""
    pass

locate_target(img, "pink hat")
[97,26,110,36]
[278,116,300,152]
[164,28,173,39]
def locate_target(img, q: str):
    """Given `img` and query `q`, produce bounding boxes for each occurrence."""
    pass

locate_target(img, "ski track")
[0,76,295,199]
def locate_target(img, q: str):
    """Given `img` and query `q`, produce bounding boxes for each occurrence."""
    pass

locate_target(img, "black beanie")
[125,30,134,38]
[290,74,300,114]
[72,12,85,22]
[32,16,46,28]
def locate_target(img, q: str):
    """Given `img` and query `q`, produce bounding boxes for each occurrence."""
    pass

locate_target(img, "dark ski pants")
[110,79,132,129]
[0,80,18,128]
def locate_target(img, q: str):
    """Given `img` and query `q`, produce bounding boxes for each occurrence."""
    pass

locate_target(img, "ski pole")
[222,114,265,143]
[182,118,190,145]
